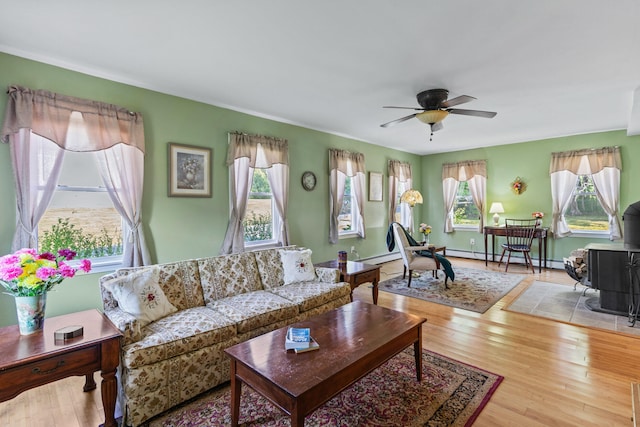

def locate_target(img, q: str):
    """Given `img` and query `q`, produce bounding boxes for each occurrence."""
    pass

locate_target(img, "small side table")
[418,242,447,256]
[315,260,380,305]
[0,309,122,427]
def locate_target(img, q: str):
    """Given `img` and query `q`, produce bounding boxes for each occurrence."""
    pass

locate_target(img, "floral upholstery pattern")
[268,281,351,312]
[101,247,349,427]
[122,307,237,368]
[200,252,262,302]
[207,290,299,334]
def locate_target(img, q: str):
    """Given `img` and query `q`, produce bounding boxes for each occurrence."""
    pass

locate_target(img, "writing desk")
[484,225,549,272]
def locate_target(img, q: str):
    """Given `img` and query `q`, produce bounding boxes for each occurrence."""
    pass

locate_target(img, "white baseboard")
[359,249,563,270]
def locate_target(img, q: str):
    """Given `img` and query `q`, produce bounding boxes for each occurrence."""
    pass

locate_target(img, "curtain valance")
[388,160,412,181]
[442,160,487,180]
[1,84,145,153]
[329,148,365,175]
[226,132,288,167]
[549,146,621,175]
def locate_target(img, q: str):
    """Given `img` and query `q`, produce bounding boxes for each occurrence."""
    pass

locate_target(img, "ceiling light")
[416,110,449,125]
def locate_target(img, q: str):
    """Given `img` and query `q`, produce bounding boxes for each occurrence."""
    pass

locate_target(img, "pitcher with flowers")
[0,248,91,334]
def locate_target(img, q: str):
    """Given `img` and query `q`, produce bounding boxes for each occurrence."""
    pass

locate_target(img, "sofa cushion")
[280,248,316,285]
[198,252,263,303]
[122,306,237,369]
[116,260,205,311]
[253,246,296,290]
[102,266,178,327]
[207,290,299,334]
[268,281,352,312]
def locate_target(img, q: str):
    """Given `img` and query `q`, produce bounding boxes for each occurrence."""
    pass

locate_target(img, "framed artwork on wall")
[369,171,383,202]
[168,143,212,197]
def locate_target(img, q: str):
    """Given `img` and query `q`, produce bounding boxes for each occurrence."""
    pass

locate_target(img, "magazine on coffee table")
[285,327,319,352]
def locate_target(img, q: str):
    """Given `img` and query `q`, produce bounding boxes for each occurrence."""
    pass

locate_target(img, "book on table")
[285,327,319,352]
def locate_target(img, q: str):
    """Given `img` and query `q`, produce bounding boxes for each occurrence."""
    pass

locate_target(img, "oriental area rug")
[148,348,503,427]
[379,267,525,313]
[504,280,640,337]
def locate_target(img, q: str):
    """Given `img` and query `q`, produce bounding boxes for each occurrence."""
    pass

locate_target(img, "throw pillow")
[280,248,316,285]
[103,266,177,327]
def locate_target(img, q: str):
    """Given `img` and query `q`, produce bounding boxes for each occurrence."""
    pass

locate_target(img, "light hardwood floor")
[1,256,638,426]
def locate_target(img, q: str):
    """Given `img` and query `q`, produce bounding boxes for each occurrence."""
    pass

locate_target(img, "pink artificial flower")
[57,249,77,260]
[58,264,76,278]
[38,252,56,261]
[79,259,92,273]
[36,267,57,280]
[15,248,37,256]
[0,265,23,281]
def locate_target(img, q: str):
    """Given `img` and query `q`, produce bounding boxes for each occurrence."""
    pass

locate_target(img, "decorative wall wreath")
[511,177,527,195]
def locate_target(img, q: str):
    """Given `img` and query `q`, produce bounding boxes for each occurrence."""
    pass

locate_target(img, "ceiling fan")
[380,89,497,140]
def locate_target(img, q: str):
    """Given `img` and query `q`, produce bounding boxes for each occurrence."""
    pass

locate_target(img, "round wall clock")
[301,171,317,191]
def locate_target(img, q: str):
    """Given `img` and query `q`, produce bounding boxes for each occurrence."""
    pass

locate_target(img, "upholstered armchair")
[391,222,450,288]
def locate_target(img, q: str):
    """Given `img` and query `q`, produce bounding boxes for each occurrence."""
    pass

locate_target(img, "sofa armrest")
[314,267,340,283]
[103,307,143,346]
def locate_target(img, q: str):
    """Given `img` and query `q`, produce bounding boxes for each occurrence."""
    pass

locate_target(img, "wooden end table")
[224,301,425,427]
[315,259,380,304]
[0,309,122,427]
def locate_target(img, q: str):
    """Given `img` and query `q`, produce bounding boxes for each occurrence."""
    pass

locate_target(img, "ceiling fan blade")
[431,121,444,132]
[447,108,497,118]
[440,95,476,108]
[380,113,417,128]
[383,106,427,110]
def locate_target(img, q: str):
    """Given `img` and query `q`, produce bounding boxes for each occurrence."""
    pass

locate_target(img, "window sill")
[339,232,360,239]
[568,230,610,238]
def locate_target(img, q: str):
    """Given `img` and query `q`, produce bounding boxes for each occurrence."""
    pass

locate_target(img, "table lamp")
[489,202,504,226]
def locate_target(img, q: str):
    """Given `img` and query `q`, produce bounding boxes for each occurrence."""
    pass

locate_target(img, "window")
[339,176,360,234]
[38,150,123,262]
[452,181,480,227]
[243,169,279,244]
[394,180,410,226]
[564,175,609,232]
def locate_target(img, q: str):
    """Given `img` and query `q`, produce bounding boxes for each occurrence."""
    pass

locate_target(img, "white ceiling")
[1,0,639,155]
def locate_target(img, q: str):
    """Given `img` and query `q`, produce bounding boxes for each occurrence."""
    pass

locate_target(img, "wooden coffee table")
[224,301,425,427]
[314,260,380,304]
[0,309,122,427]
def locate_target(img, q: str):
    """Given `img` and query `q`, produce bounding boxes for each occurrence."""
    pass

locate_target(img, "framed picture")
[368,171,383,202]
[168,143,212,197]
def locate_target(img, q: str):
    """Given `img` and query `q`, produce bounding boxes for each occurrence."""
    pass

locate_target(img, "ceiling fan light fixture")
[416,110,449,125]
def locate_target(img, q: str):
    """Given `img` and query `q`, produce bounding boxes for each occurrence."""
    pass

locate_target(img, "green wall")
[1,51,639,328]
[420,131,640,262]
[0,52,420,327]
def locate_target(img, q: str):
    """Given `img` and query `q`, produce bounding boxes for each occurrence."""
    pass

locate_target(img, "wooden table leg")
[100,339,120,427]
[372,273,379,305]
[230,361,241,427]
[414,325,422,382]
[83,373,96,392]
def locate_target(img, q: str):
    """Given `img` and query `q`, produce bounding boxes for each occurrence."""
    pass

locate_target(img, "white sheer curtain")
[1,85,149,266]
[95,144,151,266]
[387,160,412,226]
[329,149,366,244]
[550,146,622,239]
[442,160,486,233]
[220,132,289,254]
[550,170,578,238]
[8,130,65,250]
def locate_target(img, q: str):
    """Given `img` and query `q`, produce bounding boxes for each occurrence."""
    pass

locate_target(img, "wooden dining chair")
[498,218,538,273]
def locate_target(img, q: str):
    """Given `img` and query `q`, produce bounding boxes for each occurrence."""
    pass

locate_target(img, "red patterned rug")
[149,348,502,426]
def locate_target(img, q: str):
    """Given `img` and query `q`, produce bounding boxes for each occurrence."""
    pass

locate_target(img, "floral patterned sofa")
[99,247,351,426]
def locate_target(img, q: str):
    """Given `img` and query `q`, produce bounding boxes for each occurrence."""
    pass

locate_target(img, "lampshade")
[416,110,449,125]
[489,202,504,214]
[400,189,423,207]
[489,202,504,226]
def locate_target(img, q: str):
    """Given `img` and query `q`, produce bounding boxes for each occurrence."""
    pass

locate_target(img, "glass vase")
[14,294,47,335]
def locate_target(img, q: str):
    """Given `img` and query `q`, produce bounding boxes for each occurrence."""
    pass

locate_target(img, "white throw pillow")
[280,248,316,285]
[103,266,177,326]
